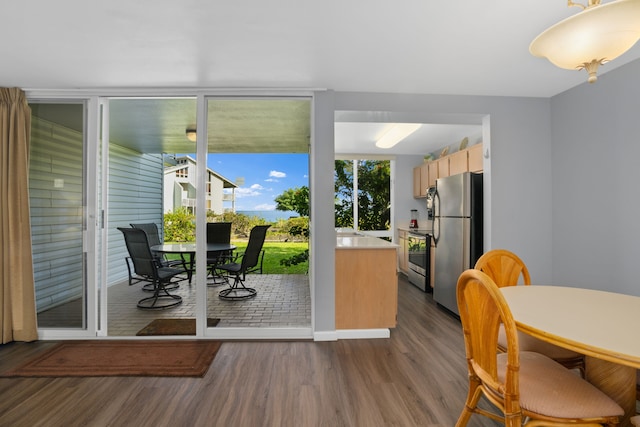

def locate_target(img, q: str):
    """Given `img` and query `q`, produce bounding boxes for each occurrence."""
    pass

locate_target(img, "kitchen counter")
[398,226,432,234]
[335,229,398,330]
[336,235,399,249]
[335,228,399,249]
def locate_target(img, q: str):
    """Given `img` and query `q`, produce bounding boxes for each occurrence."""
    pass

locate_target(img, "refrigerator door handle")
[462,218,470,268]
[432,189,440,246]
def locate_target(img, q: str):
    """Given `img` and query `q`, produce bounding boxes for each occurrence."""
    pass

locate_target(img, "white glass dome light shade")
[530,0,640,83]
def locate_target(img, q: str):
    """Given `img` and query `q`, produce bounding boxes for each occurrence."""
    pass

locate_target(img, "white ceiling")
[6,1,640,155]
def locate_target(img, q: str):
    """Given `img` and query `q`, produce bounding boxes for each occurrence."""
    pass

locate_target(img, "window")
[334,159,391,232]
[176,167,188,178]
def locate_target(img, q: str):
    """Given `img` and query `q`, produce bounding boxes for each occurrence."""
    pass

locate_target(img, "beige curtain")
[0,87,38,343]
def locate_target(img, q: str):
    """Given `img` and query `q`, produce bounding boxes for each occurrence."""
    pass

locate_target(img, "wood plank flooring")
[0,276,500,427]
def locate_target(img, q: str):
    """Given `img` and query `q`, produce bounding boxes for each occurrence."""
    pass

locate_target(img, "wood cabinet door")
[428,161,438,187]
[437,158,450,179]
[468,143,483,172]
[413,166,422,198]
[419,163,429,196]
[449,150,468,175]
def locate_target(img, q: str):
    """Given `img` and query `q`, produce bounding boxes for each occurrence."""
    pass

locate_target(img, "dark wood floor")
[0,276,500,427]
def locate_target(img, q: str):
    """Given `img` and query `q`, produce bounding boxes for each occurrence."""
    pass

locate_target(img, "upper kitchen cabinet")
[449,150,468,176]
[413,162,430,198]
[414,143,483,198]
[437,157,450,178]
[467,143,483,172]
[427,160,438,188]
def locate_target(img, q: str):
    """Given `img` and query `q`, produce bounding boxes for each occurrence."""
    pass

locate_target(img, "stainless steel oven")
[407,232,431,292]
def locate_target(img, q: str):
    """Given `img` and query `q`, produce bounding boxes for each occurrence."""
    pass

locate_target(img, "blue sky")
[207,153,309,211]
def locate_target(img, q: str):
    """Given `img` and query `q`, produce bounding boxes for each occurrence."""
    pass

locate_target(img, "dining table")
[151,243,236,284]
[501,285,640,427]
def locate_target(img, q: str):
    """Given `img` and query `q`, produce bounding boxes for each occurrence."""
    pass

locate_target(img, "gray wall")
[331,92,554,287]
[311,90,337,334]
[394,155,430,232]
[551,58,640,295]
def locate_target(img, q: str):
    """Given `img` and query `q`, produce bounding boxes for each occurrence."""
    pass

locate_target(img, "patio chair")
[217,225,270,300]
[206,222,233,286]
[130,222,187,287]
[118,227,183,310]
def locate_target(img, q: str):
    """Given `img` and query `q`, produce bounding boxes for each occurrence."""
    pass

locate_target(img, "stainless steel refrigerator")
[431,172,483,315]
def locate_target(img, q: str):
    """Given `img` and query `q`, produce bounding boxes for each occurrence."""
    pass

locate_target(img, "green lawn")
[165,241,309,274]
[233,241,308,274]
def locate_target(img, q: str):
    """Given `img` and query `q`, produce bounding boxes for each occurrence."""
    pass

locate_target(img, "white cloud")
[270,170,286,178]
[234,183,266,198]
[235,186,261,198]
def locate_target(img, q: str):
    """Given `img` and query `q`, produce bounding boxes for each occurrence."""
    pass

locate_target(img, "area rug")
[136,318,220,336]
[0,340,221,378]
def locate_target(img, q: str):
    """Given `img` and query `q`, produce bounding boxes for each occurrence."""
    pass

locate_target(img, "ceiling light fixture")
[185,127,197,142]
[375,123,422,149]
[530,0,640,84]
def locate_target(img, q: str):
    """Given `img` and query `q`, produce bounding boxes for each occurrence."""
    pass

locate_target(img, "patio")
[38,273,311,336]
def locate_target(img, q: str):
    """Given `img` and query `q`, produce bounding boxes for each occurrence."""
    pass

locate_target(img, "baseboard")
[313,331,338,341]
[336,329,390,339]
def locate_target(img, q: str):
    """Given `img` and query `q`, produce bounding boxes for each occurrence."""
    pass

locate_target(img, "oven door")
[407,233,427,276]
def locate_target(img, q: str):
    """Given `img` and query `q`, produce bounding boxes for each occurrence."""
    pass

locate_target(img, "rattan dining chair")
[456,269,623,427]
[474,248,585,375]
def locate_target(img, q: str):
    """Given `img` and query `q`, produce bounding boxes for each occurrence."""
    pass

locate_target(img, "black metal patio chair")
[217,224,270,300]
[118,227,183,310]
[206,222,233,286]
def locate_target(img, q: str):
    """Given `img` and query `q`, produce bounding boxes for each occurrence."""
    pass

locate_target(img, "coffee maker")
[410,209,418,229]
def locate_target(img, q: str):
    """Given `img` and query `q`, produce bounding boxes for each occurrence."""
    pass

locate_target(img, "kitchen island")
[335,230,399,332]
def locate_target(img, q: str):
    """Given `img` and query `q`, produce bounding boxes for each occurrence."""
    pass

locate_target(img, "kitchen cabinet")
[448,150,468,176]
[418,143,483,192]
[413,166,422,198]
[437,157,450,178]
[335,240,398,329]
[412,163,430,198]
[427,161,438,188]
[398,229,409,274]
[468,143,483,172]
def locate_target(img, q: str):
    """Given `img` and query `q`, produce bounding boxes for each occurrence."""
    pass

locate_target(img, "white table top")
[501,285,640,369]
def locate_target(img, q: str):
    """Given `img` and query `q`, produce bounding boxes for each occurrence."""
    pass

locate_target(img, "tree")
[334,160,390,231]
[274,186,310,267]
[274,186,309,217]
[334,160,354,228]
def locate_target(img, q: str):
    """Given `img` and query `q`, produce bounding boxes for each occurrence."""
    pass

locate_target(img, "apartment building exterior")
[163,155,237,215]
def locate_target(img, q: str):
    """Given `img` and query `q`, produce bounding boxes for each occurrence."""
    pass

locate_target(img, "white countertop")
[398,226,433,233]
[335,229,399,249]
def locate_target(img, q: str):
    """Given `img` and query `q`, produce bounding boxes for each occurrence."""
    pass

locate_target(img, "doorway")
[105,95,313,338]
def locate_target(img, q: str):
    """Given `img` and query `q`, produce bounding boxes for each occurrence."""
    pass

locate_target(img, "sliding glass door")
[28,92,313,339]
[28,100,100,336]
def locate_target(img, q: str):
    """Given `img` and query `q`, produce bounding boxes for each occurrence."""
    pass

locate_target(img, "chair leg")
[137,279,182,309]
[456,378,483,427]
[207,262,229,287]
[218,275,257,300]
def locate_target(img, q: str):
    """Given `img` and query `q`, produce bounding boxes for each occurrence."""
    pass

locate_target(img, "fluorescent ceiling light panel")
[375,123,422,148]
